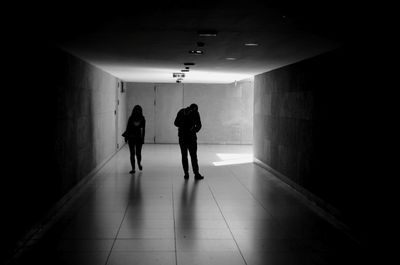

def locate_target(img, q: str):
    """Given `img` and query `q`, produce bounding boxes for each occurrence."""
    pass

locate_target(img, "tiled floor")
[11,144,364,265]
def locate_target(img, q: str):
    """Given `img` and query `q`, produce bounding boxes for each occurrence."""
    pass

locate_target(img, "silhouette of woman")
[123,105,146,174]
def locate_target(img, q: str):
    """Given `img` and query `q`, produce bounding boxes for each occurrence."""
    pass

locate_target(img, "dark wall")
[2,44,121,262]
[253,46,379,244]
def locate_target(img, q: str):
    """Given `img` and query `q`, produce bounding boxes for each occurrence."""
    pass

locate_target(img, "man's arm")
[193,112,202,133]
[174,109,183,128]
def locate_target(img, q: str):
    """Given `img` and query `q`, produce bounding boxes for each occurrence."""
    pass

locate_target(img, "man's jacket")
[174,108,202,140]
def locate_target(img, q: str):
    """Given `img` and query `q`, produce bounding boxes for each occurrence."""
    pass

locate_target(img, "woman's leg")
[136,141,143,170]
[128,140,136,172]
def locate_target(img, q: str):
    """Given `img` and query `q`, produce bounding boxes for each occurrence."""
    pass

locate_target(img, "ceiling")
[37,1,353,84]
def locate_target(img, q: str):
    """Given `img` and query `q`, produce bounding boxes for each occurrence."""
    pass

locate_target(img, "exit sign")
[173,73,185,78]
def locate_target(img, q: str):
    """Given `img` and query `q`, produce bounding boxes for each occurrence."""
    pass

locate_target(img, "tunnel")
[2,1,385,264]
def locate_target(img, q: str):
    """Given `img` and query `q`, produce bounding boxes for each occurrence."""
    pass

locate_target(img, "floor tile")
[177,251,246,265]
[242,251,309,265]
[236,237,296,252]
[112,239,175,251]
[107,252,175,265]
[175,228,233,240]
[56,239,114,251]
[10,144,363,265]
[117,228,174,239]
[176,239,238,252]
[61,224,120,239]
[175,219,228,229]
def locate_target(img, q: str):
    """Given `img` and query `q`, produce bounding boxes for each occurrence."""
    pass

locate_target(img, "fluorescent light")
[197,30,218,37]
[225,57,236,60]
[244,43,259,46]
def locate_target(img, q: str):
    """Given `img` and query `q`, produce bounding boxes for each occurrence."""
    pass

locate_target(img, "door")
[115,81,120,149]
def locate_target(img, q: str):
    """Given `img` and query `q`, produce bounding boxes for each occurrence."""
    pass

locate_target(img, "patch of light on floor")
[213,153,253,166]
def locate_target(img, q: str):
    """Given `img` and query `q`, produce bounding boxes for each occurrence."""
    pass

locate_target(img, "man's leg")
[179,138,189,177]
[188,140,203,179]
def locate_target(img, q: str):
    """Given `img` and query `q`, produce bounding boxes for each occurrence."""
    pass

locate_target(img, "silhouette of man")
[174,103,204,180]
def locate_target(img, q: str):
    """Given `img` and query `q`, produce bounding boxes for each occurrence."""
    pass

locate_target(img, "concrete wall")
[184,80,253,144]
[54,52,123,192]
[253,47,377,243]
[117,82,128,149]
[126,79,253,144]
[3,46,125,260]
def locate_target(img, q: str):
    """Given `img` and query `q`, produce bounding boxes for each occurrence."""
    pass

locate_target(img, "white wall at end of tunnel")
[125,78,253,144]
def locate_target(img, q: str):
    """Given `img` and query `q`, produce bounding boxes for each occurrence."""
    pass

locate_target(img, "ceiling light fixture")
[189,50,204,55]
[197,30,218,37]
[244,43,259,46]
[225,57,236,60]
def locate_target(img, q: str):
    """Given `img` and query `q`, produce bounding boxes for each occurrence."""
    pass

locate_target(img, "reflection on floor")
[11,144,364,265]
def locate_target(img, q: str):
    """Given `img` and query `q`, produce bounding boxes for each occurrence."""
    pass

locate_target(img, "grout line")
[171,175,179,265]
[227,165,277,219]
[104,176,132,265]
[5,148,123,265]
[251,160,361,245]
[229,162,363,249]
[203,171,249,265]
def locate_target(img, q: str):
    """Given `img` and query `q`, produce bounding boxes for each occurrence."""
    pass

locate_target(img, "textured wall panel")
[155,84,184,143]
[253,47,375,238]
[55,53,119,192]
[4,46,126,259]
[185,80,253,144]
[117,82,128,149]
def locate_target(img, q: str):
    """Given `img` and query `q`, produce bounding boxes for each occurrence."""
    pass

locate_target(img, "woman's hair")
[131,105,143,120]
